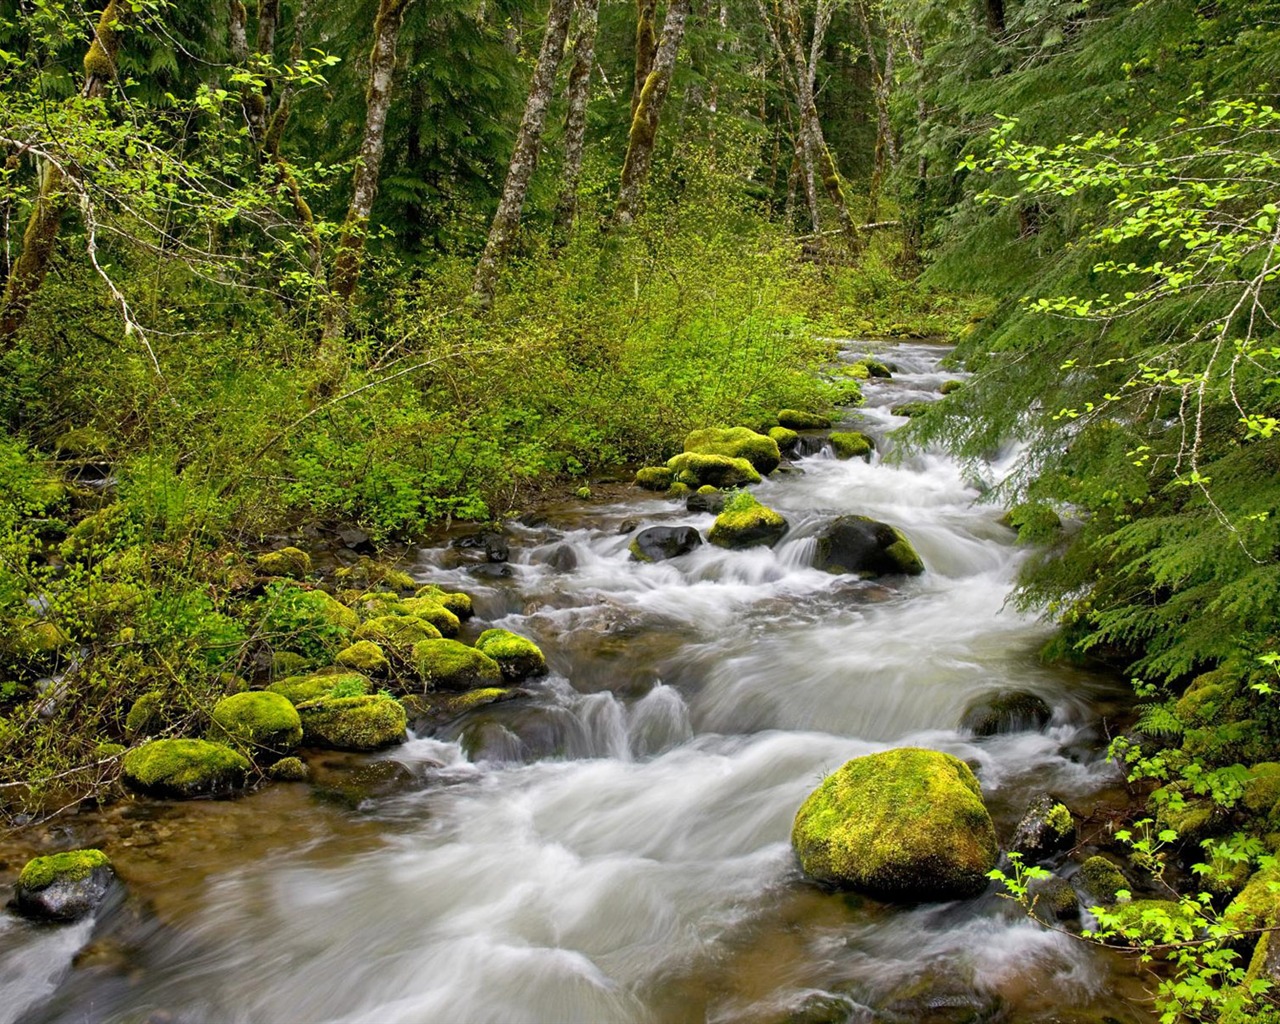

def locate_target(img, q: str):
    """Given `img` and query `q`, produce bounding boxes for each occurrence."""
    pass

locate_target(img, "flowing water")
[3,342,1154,1024]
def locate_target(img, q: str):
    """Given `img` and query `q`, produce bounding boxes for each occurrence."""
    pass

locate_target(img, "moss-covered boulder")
[683,427,781,475]
[940,380,964,395]
[354,614,443,653]
[1079,856,1128,905]
[813,515,924,577]
[271,650,312,679]
[122,738,250,798]
[1009,794,1074,863]
[686,485,728,515]
[777,409,832,430]
[635,466,675,491]
[297,694,406,751]
[266,756,309,782]
[208,691,302,759]
[401,687,519,726]
[1104,898,1200,944]
[335,640,391,675]
[395,597,461,638]
[1028,875,1079,923]
[413,638,502,692]
[257,546,312,578]
[959,690,1053,735]
[268,671,371,706]
[629,525,703,562]
[791,747,998,901]
[1225,866,1280,933]
[666,452,762,489]
[829,431,875,461]
[12,849,116,922]
[708,491,788,550]
[891,402,929,418]
[768,426,799,455]
[414,585,474,620]
[852,358,892,379]
[666,481,691,500]
[124,691,167,740]
[474,629,547,683]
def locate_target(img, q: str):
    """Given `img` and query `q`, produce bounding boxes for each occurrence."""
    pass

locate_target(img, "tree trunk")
[856,1,896,221]
[554,0,601,237]
[614,0,692,227]
[985,0,1006,36]
[0,0,124,344]
[323,0,413,346]
[631,0,658,120]
[471,0,575,305]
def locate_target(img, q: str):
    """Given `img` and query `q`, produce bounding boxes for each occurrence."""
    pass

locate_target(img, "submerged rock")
[208,691,303,760]
[682,427,781,475]
[1010,794,1075,863]
[474,629,548,682]
[791,747,998,901]
[959,690,1052,736]
[708,491,788,549]
[297,694,407,750]
[122,738,250,798]
[813,516,924,577]
[11,849,116,922]
[629,525,703,562]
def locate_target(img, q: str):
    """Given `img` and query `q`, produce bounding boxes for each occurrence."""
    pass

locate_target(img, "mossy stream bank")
[2,342,1160,1024]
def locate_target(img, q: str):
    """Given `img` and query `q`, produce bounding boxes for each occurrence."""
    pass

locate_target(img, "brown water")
[2,342,1155,1024]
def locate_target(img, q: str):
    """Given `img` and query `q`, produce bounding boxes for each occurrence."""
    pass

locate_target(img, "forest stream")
[2,342,1157,1024]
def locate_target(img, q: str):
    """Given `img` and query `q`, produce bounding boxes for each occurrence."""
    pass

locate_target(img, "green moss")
[209,691,302,756]
[827,379,864,405]
[836,362,870,380]
[1225,866,1280,932]
[94,742,126,759]
[412,638,502,691]
[332,560,416,593]
[296,694,406,751]
[355,613,443,652]
[768,426,799,450]
[665,452,761,489]
[1106,898,1200,944]
[268,671,371,706]
[891,402,930,418]
[940,380,964,395]
[18,849,111,891]
[414,585,474,619]
[474,628,547,682]
[121,738,250,798]
[777,409,831,430]
[395,597,460,637]
[683,427,781,475]
[1079,855,1127,904]
[335,640,390,675]
[791,747,998,900]
[1244,762,1280,817]
[852,359,891,378]
[708,491,788,549]
[666,482,691,499]
[1045,802,1072,837]
[271,651,311,679]
[257,546,312,579]
[634,466,674,491]
[12,618,72,656]
[265,756,309,781]
[829,431,875,460]
[124,691,165,739]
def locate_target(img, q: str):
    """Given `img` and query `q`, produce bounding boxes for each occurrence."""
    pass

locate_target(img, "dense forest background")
[3,0,1280,1013]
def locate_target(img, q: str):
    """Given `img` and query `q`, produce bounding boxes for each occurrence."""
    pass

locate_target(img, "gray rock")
[629,526,703,563]
[960,690,1052,736]
[813,516,925,577]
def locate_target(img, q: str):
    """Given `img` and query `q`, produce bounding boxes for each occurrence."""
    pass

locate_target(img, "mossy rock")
[1105,898,1200,944]
[768,426,799,454]
[10,618,72,657]
[13,849,115,922]
[1009,795,1075,863]
[335,640,391,675]
[475,629,547,683]
[777,409,831,430]
[124,691,167,740]
[1028,875,1079,922]
[960,690,1052,735]
[297,694,406,751]
[257,546,312,579]
[266,756,309,782]
[310,590,360,632]
[122,738,250,799]
[683,427,781,475]
[629,525,703,562]
[1154,792,1218,843]
[1079,855,1128,905]
[813,515,924,577]
[835,362,870,380]
[891,402,930,418]
[791,747,998,901]
[271,651,312,679]
[395,597,461,638]
[939,380,964,395]
[666,481,691,500]
[829,431,875,461]
[708,491,788,550]
[209,691,302,759]
[414,585,474,619]
[1225,865,1280,932]
[412,639,502,692]
[401,687,519,725]
[827,379,864,406]
[333,559,416,592]
[354,613,443,653]
[852,359,892,379]
[634,466,674,491]
[665,452,761,489]
[268,671,371,706]
[1244,763,1280,827]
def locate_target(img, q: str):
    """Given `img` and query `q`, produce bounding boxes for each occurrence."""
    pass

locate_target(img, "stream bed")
[2,341,1154,1024]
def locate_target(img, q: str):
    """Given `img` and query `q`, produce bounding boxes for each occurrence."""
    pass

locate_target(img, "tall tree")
[554,0,602,236]
[631,0,659,119]
[471,0,576,306]
[855,0,896,220]
[323,0,414,347]
[614,0,692,227]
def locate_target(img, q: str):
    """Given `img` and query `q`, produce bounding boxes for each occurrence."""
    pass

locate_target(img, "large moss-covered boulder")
[256,546,312,578]
[413,638,503,691]
[634,466,674,491]
[12,849,116,922]
[414,585,474,620]
[666,452,761,489]
[122,738,250,798]
[829,431,875,461]
[297,694,406,751]
[629,525,703,562]
[791,747,998,901]
[395,597,461,638]
[335,640,391,675]
[777,409,831,430]
[354,614,443,653]
[813,515,924,577]
[768,426,799,456]
[683,427,781,475]
[208,691,302,758]
[708,491,788,549]
[474,629,547,683]
[268,671,371,706]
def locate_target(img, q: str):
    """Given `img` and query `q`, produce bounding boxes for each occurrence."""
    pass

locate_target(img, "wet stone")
[960,690,1052,736]
[629,525,703,563]
[545,544,578,572]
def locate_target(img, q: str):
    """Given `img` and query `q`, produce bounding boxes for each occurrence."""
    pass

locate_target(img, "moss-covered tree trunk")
[856,0,896,221]
[322,0,413,350]
[631,0,658,120]
[471,0,575,306]
[554,0,601,237]
[0,0,124,345]
[613,0,692,227]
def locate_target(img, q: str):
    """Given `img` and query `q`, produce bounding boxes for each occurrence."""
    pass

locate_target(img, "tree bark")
[0,0,124,343]
[554,0,601,237]
[631,0,658,120]
[324,0,413,344]
[471,0,575,305]
[985,0,1006,37]
[856,0,896,221]
[614,0,692,227]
